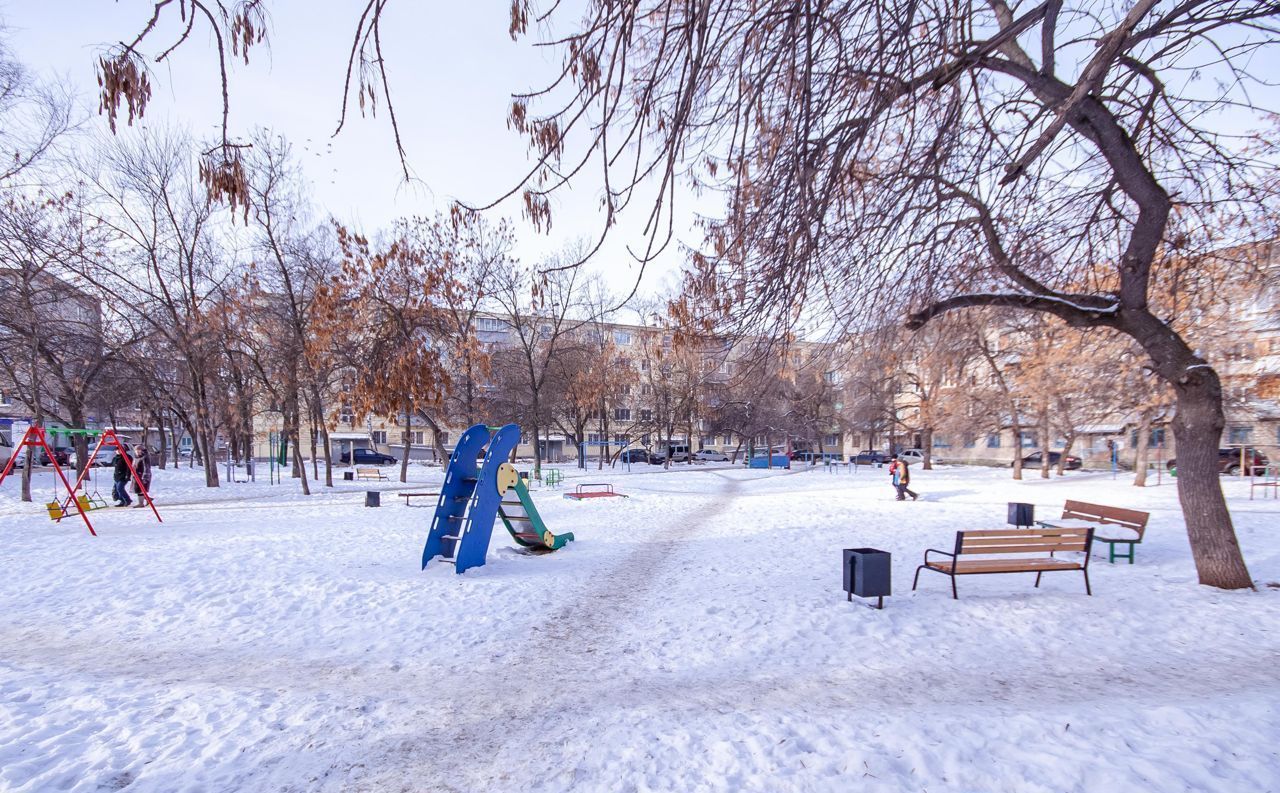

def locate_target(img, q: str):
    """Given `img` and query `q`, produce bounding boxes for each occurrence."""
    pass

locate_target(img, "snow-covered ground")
[1,460,1278,792]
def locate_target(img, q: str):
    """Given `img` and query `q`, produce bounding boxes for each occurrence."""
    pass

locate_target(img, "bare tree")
[488,252,591,478]
[505,2,1279,589]
[81,128,233,487]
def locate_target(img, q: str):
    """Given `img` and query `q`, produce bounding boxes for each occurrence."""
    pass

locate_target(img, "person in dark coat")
[112,452,132,506]
[131,446,152,508]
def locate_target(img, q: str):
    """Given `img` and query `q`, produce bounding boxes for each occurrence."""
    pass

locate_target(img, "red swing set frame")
[0,426,163,535]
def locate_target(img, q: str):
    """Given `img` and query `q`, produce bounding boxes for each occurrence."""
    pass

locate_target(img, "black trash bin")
[843,547,891,609]
[1008,502,1035,529]
[365,491,380,508]
[343,471,354,481]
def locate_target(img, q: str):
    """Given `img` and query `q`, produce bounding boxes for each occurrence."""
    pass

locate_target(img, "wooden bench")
[913,527,1094,599]
[355,467,389,482]
[398,491,439,505]
[1041,500,1149,564]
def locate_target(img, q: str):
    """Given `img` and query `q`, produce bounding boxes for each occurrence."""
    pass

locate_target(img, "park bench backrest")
[1062,500,1149,539]
[955,528,1092,556]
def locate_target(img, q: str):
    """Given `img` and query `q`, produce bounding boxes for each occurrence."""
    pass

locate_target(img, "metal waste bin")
[844,547,891,609]
[343,471,354,481]
[365,491,380,507]
[1008,502,1035,529]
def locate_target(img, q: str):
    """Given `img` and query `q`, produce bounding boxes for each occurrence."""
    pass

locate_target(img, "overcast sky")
[0,1,694,305]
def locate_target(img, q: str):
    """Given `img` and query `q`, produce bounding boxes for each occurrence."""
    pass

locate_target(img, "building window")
[722,434,733,445]
[614,408,631,421]
[824,433,840,447]
[613,434,628,444]
[1052,437,1066,449]
[823,371,837,384]
[613,330,632,346]
[438,432,449,446]
[639,409,652,422]
[986,433,1001,449]
[339,404,354,425]
[641,384,652,395]
[963,435,976,448]
[371,430,388,444]
[1227,426,1252,445]
[932,435,950,448]
[619,385,631,396]
[477,317,506,332]
[588,433,601,444]
[1131,427,1168,447]
[539,324,551,340]
[1019,431,1037,448]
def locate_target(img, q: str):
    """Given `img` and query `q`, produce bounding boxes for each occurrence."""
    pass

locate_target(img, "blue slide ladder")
[422,423,490,569]
[451,423,524,573]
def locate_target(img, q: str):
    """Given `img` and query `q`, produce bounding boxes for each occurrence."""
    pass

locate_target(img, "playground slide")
[421,423,489,569]
[450,423,523,573]
[423,422,574,574]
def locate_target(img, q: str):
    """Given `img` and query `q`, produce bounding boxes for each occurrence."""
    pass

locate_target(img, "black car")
[38,447,72,466]
[1016,451,1082,470]
[340,448,398,465]
[619,448,661,464]
[853,450,893,465]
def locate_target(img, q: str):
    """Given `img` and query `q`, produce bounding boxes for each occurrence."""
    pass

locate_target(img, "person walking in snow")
[112,451,133,506]
[892,455,918,501]
[131,446,152,508]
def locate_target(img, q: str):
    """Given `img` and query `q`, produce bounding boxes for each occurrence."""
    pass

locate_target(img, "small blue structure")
[749,453,791,469]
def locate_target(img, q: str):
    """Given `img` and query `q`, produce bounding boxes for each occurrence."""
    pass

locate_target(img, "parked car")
[897,448,926,464]
[1015,451,1082,470]
[620,448,661,464]
[1168,447,1269,476]
[339,448,398,465]
[87,440,134,467]
[853,449,893,465]
[38,446,72,467]
[790,450,844,463]
[663,444,691,463]
[694,449,728,462]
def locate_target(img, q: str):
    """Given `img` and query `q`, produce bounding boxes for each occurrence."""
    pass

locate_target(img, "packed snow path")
[1,464,1278,791]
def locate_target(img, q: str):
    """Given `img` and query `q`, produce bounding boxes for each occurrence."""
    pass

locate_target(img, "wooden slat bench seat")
[913,527,1094,599]
[398,491,439,505]
[356,467,389,482]
[1040,500,1149,564]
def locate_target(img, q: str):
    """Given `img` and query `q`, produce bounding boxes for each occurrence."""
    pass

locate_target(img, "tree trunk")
[1039,410,1051,480]
[291,423,311,496]
[921,427,933,470]
[156,412,168,470]
[1057,433,1077,477]
[1171,381,1251,589]
[320,426,334,488]
[401,398,412,484]
[1010,422,1024,480]
[20,442,33,503]
[1133,408,1153,487]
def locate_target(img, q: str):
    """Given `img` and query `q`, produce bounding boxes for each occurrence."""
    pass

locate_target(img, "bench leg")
[1035,571,1043,588]
[1083,568,1092,596]
[912,565,925,591]
[951,575,958,600]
